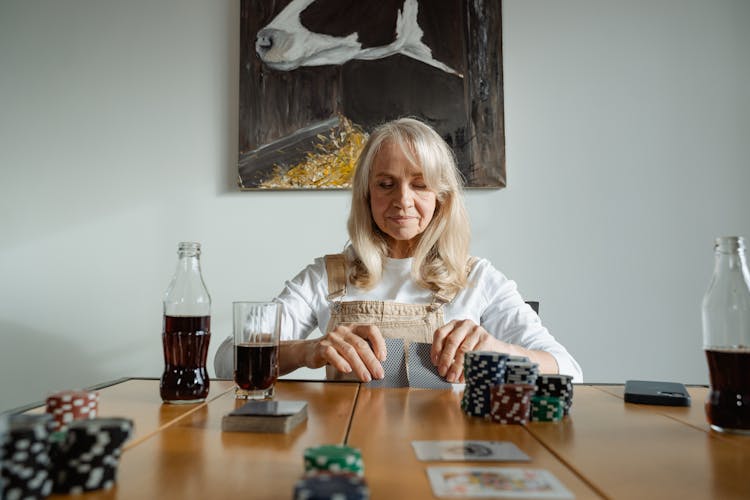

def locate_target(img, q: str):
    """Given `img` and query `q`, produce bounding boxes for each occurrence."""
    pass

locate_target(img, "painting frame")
[237,0,505,190]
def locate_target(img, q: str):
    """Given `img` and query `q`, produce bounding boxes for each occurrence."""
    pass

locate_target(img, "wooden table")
[19,380,748,499]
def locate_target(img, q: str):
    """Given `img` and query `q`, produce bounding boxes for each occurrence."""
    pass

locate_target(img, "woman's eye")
[379,182,393,189]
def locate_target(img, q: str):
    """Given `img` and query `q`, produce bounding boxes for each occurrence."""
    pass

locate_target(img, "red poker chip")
[45,390,99,431]
[488,384,536,424]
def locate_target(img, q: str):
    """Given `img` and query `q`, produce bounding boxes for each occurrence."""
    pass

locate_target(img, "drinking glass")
[233,301,281,400]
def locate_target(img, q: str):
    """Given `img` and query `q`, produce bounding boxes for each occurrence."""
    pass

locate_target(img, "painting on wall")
[238,0,505,190]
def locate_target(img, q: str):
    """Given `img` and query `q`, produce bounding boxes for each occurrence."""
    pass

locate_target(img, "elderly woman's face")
[369,141,437,258]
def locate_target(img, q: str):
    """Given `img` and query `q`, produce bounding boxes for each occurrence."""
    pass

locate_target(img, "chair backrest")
[526,301,540,314]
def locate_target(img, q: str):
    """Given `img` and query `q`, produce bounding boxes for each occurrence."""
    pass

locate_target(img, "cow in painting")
[255,0,463,77]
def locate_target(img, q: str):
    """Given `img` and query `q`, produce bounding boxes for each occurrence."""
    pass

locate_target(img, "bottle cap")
[714,236,745,253]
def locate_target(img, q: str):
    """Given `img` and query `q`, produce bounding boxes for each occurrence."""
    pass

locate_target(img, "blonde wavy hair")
[346,117,471,296]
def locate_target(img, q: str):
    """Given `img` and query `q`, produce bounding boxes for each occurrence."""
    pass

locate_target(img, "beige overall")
[323,254,459,381]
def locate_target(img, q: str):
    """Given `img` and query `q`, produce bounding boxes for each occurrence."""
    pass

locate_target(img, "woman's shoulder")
[469,256,502,275]
[467,256,512,287]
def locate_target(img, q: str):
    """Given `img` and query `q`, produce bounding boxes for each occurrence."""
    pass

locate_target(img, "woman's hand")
[299,324,387,382]
[431,319,504,383]
[431,319,560,382]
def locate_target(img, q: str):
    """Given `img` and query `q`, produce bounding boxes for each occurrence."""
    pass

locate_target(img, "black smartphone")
[624,380,691,407]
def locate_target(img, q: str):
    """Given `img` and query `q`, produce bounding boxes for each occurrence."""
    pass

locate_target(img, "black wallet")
[624,380,691,406]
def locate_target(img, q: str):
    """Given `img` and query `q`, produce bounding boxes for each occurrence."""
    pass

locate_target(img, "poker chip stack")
[51,417,133,494]
[303,445,364,476]
[530,396,565,422]
[45,390,99,433]
[535,374,574,416]
[488,384,536,424]
[297,445,369,499]
[504,356,540,386]
[293,472,369,500]
[0,413,6,494]
[1,414,55,500]
[461,351,509,418]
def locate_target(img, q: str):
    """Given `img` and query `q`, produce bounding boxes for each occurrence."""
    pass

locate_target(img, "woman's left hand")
[431,319,509,383]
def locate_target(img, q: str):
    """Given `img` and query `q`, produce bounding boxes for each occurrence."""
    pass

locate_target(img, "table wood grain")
[347,386,604,499]
[46,381,359,500]
[525,386,750,499]
[33,380,750,500]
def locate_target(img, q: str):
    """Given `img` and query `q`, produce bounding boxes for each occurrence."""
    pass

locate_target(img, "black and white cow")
[255,0,463,77]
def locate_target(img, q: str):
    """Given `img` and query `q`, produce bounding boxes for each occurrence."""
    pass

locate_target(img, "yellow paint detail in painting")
[260,116,367,189]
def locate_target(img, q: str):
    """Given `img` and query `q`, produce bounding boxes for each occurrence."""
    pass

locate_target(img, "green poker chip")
[530,395,564,422]
[304,445,365,475]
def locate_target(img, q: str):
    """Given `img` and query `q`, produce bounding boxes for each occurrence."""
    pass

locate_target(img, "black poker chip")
[535,375,574,415]
[461,352,510,418]
[504,360,540,386]
[1,413,55,500]
[51,417,133,494]
[294,472,370,499]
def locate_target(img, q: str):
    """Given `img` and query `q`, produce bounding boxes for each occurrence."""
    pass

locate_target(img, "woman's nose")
[394,184,414,208]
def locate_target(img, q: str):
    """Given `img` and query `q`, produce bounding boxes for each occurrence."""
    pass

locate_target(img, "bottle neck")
[177,253,202,273]
[712,237,748,279]
[164,243,211,316]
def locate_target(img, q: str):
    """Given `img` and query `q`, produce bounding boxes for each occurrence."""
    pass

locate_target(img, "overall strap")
[325,254,348,301]
[429,256,479,310]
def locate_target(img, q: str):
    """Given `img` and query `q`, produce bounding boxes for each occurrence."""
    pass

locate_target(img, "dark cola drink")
[705,348,750,433]
[160,315,211,403]
[235,343,279,392]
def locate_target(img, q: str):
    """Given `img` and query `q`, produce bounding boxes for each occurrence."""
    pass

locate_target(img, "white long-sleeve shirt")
[275,255,583,382]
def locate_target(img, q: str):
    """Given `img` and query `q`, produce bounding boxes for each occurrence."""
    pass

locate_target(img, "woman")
[275,117,582,383]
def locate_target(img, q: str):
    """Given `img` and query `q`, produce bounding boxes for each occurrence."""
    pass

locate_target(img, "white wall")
[1,0,748,412]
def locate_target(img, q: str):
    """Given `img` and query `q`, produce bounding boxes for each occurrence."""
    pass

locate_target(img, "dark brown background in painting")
[238,0,505,189]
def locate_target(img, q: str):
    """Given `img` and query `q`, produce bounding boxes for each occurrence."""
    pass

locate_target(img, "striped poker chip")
[2,413,54,500]
[461,352,509,418]
[488,384,536,424]
[506,355,531,363]
[535,375,574,415]
[0,413,5,496]
[46,390,99,432]
[504,361,540,386]
[294,472,369,500]
[304,445,364,476]
[530,396,564,422]
[51,417,133,494]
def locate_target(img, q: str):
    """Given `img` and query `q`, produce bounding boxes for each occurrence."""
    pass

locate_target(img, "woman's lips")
[388,216,416,224]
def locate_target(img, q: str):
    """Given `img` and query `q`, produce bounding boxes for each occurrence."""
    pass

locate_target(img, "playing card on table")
[367,337,409,388]
[412,440,530,462]
[426,467,574,498]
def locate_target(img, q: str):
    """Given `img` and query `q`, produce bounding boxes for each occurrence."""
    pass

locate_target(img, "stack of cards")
[221,400,308,433]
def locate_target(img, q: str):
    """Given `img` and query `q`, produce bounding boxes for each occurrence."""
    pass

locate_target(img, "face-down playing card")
[367,337,409,388]
[408,342,453,389]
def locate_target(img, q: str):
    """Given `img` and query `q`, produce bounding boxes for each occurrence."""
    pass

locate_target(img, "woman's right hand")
[304,324,387,382]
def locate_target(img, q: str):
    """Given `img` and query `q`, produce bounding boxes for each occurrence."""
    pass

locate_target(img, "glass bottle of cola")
[160,242,211,403]
[702,236,750,434]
